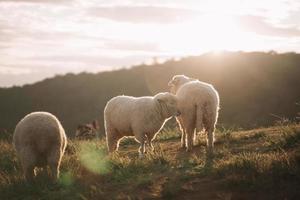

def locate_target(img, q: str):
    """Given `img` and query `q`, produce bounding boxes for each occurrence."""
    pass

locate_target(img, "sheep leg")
[180,106,197,151]
[108,137,119,153]
[206,127,215,155]
[149,141,154,151]
[186,128,195,152]
[176,117,186,148]
[203,104,217,155]
[49,163,59,182]
[106,129,120,153]
[146,134,154,152]
[24,164,35,183]
[47,148,61,181]
[136,134,146,158]
[22,148,36,182]
[61,134,67,152]
[139,141,146,158]
[181,130,187,148]
[182,109,196,152]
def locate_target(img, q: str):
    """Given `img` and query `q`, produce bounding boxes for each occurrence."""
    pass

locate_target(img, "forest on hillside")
[0,51,300,137]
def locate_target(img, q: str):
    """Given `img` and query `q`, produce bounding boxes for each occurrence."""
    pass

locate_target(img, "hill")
[0,124,300,199]
[0,51,300,136]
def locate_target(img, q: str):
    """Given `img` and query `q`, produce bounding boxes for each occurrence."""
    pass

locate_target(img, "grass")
[266,123,300,150]
[215,151,300,189]
[156,127,181,141]
[0,124,300,199]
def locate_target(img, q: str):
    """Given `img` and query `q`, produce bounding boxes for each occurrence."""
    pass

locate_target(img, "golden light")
[157,14,251,54]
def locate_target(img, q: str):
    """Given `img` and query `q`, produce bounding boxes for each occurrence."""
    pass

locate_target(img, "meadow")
[0,122,300,200]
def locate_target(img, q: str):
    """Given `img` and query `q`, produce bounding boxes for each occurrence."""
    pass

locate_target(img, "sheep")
[75,120,100,140]
[168,75,220,154]
[104,92,181,157]
[13,112,67,182]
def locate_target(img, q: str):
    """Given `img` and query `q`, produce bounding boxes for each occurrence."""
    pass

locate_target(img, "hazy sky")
[1,0,300,87]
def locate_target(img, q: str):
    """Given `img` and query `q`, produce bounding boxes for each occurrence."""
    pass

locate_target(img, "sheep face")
[75,120,99,139]
[168,75,193,94]
[75,124,95,139]
[156,93,181,118]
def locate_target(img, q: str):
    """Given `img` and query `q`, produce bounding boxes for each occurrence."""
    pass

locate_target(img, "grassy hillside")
[1,123,300,200]
[0,51,300,136]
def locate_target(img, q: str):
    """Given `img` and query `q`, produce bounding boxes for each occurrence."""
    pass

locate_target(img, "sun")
[157,14,250,54]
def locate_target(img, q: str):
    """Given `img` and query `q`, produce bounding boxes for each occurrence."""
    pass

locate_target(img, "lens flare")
[59,171,74,187]
[78,142,110,174]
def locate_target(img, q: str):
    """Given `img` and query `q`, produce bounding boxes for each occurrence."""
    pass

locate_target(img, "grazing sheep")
[13,112,67,182]
[75,120,100,140]
[104,92,181,157]
[168,75,220,154]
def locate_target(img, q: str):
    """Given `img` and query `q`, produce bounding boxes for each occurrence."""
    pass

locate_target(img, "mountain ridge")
[0,51,299,136]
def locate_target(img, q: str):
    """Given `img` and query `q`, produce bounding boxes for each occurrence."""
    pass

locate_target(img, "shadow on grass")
[0,173,84,200]
[204,153,214,172]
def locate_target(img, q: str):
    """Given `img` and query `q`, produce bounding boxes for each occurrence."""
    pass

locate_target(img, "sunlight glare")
[157,14,250,54]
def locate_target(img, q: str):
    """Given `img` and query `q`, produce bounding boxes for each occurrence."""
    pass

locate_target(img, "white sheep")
[168,75,220,154]
[13,112,67,182]
[104,92,181,157]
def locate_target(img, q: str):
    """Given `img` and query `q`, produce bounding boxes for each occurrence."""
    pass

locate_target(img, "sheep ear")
[157,98,164,104]
[157,94,168,104]
[168,78,178,86]
[168,80,175,87]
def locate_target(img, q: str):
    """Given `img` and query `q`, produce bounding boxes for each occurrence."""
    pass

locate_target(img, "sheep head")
[155,92,181,118]
[168,74,196,94]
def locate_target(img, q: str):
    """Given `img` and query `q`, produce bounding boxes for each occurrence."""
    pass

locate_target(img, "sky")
[0,0,300,87]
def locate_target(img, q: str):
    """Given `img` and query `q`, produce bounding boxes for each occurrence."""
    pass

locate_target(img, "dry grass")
[0,124,300,199]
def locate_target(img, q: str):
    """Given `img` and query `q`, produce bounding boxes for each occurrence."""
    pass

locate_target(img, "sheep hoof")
[206,148,214,157]
[208,150,214,155]
[138,153,144,159]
